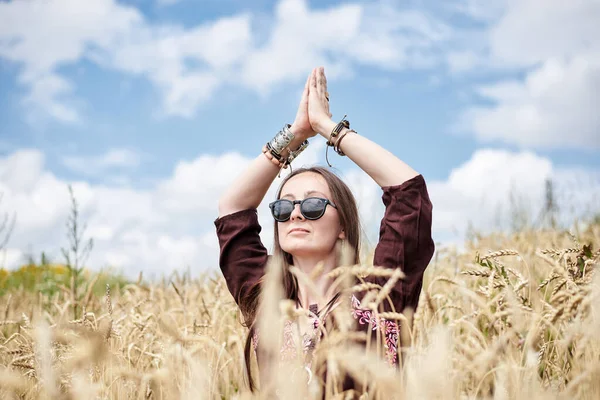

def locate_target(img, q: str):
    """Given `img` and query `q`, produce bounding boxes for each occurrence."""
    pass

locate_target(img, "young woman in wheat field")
[215,66,435,393]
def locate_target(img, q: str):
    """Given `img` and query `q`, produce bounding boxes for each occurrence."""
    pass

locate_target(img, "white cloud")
[453,0,600,150]
[446,50,484,73]
[0,0,451,121]
[0,0,141,122]
[106,14,253,117]
[487,0,599,68]
[428,149,600,242]
[463,57,600,149]
[1,0,597,154]
[0,149,229,275]
[156,152,252,215]
[23,73,80,123]
[241,0,452,93]
[1,146,598,277]
[0,150,85,245]
[62,148,142,176]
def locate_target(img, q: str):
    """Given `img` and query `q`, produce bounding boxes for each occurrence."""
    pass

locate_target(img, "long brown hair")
[240,166,362,391]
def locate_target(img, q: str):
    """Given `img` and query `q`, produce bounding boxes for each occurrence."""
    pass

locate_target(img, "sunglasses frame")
[268,197,337,222]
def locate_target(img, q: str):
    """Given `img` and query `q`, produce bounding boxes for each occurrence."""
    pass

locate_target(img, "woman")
[215,67,435,393]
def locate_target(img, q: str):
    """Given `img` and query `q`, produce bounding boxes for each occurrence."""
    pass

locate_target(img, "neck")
[292,250,338,310]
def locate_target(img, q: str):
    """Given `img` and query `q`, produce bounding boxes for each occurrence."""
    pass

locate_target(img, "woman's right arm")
[215,72,317,307]
[215,153,286,308]
[218,72,317,217]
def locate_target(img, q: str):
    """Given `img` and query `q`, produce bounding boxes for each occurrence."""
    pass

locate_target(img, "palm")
[307,67,332,131]
[295,102,313,136]
[292,74,317,139]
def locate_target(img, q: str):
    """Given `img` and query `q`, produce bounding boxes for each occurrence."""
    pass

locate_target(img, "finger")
[302,74,310,99]
[316,68,324,93]
[318,67,327,95]
[311,68,317,89]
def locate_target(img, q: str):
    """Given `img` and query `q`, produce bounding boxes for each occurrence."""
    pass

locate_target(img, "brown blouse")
[214,174,435,381]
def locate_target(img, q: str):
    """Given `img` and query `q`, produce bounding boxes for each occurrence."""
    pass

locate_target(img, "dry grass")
[1,222,599,399]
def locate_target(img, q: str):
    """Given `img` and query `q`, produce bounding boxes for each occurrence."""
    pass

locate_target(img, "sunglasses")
[268,197,337,222]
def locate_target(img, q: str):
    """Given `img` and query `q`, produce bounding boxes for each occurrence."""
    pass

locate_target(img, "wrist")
[316,119,336,140]
[288,123,307,151]
[289,122,303,137]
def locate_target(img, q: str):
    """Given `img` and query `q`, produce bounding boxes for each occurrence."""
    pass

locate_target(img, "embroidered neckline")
[252,294,399,367]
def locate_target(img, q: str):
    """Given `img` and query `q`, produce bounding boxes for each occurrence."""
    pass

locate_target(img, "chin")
[282,242,328,258]
[282,243,311,255]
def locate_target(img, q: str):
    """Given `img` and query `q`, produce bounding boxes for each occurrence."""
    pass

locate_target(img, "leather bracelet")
[266,142,284,161]
[325,115,350,167]
[263,140,309,168]
[334,129,356,156]
[326,115,349,147]
[262,145,287,168]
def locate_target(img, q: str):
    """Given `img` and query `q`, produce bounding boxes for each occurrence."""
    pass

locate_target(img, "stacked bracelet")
[263,124,309,174]
[333,129,356,156]
[326,115,356,167]
[267,124,296,155]
[262,144,287,168]
[326,115,350,147]
[287,139,309,163]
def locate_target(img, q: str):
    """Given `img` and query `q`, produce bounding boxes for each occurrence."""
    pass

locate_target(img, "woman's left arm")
[308,67,419,187]
[309,67,434,316]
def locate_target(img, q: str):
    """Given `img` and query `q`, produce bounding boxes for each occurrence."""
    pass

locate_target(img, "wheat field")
[1,222,599,399]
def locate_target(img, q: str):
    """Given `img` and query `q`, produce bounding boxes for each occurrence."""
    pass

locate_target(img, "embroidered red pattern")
[252,295,399,366]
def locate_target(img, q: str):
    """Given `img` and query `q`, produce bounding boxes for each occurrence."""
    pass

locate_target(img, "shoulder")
[214,209,262,236]
[378,174,431,207]
[380,174,427,195]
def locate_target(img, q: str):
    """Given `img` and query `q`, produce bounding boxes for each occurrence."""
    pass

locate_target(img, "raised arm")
[307,67,434,315]
[218,75,318,217]
[307,67,419,188]
[216,75,319,308]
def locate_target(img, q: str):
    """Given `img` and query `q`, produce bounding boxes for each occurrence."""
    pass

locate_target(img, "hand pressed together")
[291,67,334,141]
[307,67,333,134]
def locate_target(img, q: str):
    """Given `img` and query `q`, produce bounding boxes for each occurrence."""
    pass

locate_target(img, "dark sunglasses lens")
[302,198,326,219]
[272,200,293,221]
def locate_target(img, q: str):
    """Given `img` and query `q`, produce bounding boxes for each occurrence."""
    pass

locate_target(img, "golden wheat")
[0,222,598,399]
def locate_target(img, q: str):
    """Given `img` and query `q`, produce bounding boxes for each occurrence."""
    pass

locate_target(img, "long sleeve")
[214,209,268,306]
[371,174,435,314]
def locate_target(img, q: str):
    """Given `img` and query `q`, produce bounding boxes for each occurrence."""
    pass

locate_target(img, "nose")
[290,202,304,221]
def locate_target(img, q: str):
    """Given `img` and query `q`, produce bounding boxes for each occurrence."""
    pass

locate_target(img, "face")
[276,172,345,260]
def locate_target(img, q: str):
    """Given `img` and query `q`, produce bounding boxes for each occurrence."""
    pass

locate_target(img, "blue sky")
[0,0,598,277]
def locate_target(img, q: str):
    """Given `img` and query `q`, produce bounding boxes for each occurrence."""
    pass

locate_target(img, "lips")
[288,227,310,234]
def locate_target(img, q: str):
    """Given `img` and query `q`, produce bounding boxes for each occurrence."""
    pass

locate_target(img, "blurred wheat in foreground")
[1,222,599,399]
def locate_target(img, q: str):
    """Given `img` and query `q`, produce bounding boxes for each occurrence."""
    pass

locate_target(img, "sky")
[0,0,599,279]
